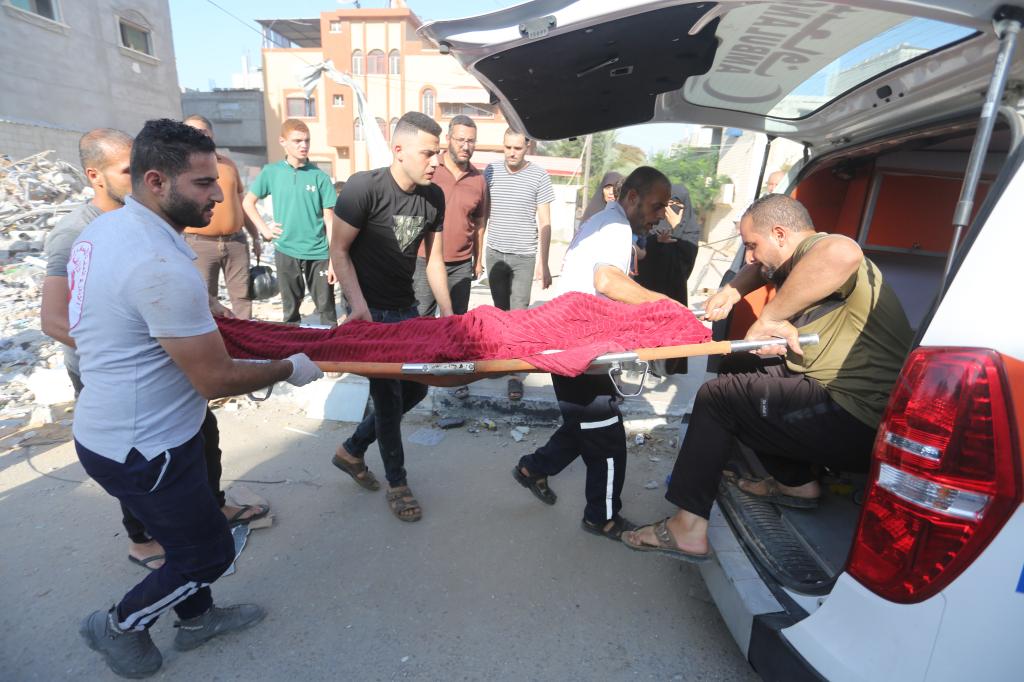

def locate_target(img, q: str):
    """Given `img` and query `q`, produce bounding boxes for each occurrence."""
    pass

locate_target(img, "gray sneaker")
[79,608,162,679]
[172,603,266,651]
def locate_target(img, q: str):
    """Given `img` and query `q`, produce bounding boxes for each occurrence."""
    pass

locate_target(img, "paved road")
[1,402,757,681]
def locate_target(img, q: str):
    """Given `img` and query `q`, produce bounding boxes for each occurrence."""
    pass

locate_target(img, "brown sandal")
[331,450,380,491]
[386,486,422,522]
[622,519,711,563]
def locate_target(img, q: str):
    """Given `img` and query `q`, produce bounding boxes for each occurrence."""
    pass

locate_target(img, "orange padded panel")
[866,174,990,252]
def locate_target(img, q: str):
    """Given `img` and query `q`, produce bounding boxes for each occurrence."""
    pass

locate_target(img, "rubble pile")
[0,152,87,428]
[1,150,89,258]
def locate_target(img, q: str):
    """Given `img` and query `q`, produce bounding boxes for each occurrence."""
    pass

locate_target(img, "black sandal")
[511,465,557,505]
[581,515,638,542]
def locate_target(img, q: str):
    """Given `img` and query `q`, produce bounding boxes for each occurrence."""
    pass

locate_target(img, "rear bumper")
[701,504,825,681]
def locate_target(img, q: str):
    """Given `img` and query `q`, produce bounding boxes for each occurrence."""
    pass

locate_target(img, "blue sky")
[168,0,690,154]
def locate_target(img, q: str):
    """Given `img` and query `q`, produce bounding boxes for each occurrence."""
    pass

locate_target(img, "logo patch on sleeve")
[67,241,93,329]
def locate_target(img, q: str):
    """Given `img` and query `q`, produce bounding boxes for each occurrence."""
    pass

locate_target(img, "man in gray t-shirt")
[41,128,279,574]
[42,130,133,392]
[44,202,104,389]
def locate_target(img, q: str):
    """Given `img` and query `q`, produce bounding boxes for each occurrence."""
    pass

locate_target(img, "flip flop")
[128,554,166,571]
[581,515,638,542]
[226,503,271,527]
[622,519,712,563]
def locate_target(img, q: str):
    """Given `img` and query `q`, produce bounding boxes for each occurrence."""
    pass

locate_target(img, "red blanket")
[216,292,710,377]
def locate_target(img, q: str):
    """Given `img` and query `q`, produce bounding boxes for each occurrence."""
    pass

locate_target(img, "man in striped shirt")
[483,129,556,400]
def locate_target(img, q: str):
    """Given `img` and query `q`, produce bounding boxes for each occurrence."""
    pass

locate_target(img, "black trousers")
[68,368,227,545]
[666,354,877,519]
[122,409,225,544]
[275,251,337,326]
[77,430,235,629]
[520,373,627,524]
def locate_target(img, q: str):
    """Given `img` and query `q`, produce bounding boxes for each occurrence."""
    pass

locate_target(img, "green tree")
[649,146,730,227]
[537,131,642,198]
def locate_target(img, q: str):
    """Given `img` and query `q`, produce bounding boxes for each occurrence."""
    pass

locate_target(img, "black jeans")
[412,256,473,317]
[76,430,235,630]
[341,306,427,487]
[519,373,627,524]
[121,409,225,544]
[666,354,877,519]
[274,251,337,326]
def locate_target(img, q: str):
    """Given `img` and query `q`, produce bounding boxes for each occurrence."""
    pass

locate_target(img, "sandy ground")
[0,400,756,681]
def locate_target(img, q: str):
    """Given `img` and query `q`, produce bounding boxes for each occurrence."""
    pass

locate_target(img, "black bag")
[248,256,279,300]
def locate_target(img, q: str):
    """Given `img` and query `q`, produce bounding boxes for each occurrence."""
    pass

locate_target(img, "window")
[313,160,333,176]
[10,0,59,21]
[217,102,240,120]
[286,97,316,118]
[389,117,399,139]
[119,18,152,56]
[388,49,400,75]
[332,94,345,108]
[440,102,495,119]
[354,118,364,142]
[420,88,435,116]
[376,117,387,140]
[337,146,350,159]
[329,20,342,33]
[367,49,386,75]
[352,50,363,76]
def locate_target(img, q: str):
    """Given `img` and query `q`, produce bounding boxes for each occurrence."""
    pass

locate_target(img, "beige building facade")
[259,3,507,181]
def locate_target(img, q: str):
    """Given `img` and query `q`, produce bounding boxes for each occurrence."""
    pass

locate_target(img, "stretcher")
[298,333,820,398]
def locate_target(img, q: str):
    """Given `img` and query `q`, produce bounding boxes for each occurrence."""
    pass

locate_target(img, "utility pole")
[581,133,593,205]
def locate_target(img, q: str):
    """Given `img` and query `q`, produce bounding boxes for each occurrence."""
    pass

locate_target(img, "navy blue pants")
[76,431,235,631]
[520,373,627,524]
[343,306,428,488]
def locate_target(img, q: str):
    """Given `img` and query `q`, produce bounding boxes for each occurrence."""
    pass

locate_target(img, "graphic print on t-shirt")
[67,241,92,329]
[393,214,425,251]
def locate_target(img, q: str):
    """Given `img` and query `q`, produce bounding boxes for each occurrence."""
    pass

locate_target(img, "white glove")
[285,353,323,386]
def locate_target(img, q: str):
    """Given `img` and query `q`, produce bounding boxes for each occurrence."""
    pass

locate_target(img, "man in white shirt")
[511,167,673,541]
[71,119,323,679]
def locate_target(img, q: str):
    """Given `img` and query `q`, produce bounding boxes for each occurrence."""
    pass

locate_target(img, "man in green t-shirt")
[243,119,338,325]
[622,194,913,562]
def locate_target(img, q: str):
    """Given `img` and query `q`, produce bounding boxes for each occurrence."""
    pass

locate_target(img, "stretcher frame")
[283,333,820,398]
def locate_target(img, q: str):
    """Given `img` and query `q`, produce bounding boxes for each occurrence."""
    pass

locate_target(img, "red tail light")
[847,348,1021,603]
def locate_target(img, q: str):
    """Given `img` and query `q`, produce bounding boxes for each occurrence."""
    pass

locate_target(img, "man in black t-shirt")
[329,111,450,522]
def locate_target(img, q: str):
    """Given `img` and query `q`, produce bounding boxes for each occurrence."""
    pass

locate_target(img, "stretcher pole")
[310,334,818,378]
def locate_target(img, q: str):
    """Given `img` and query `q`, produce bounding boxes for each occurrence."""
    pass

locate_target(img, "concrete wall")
[0,0,181,158]
[181,90,267,152]
[0,120,80,165]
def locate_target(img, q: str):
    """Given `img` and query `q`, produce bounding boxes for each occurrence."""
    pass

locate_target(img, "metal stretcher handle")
[391,333,820,375]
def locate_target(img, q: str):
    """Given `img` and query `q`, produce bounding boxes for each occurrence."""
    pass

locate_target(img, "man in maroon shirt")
[412,115,489,317]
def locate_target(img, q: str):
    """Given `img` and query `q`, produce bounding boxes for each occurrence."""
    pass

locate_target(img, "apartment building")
[257,1,510,180]
[0,0,181,163]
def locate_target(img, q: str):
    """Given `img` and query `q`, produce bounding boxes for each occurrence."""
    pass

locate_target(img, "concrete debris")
[436,417,465,429]
[509,425,530,442]
[1,151,89,239]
